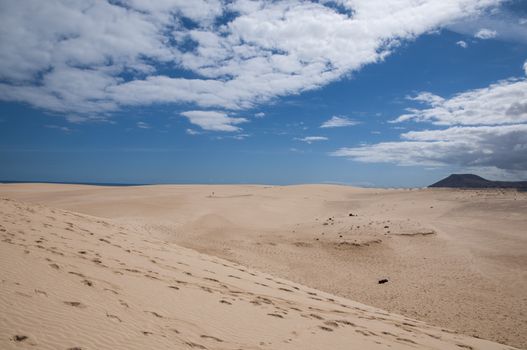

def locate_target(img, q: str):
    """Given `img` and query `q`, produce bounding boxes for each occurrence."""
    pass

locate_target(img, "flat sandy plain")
[0,183,525,349]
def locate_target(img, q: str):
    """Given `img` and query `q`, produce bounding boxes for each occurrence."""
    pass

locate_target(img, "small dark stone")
[82,279,93,287]
[13,335,28,342]
[378,279,389,284]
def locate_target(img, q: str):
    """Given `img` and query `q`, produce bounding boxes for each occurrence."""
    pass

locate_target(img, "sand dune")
[0,197,516,350]
[0,184,526,349]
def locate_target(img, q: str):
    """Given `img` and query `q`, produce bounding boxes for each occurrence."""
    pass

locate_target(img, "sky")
[0,0,526,187]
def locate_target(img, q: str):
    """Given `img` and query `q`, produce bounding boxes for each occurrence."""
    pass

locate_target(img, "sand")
[0,183,525,349]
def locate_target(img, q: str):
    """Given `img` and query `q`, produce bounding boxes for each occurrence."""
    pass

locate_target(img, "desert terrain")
[0,183,526,349]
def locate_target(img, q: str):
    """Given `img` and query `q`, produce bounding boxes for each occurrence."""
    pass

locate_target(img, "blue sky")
[1,0,526,187]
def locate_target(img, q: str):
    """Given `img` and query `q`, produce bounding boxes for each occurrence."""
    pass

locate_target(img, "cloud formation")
[180,111,247,131]
[45,125,73,133]
[474,28,498,39]
[456,40,468,48]
[296,136,328,144]
[136,121,151,129]
[333,124,527,171]
[447,7,527,44]
[394,78,527,126]
[333,67,527,174]
[320,116,359,128]
[186,129,201,136]
[0,0,504,128]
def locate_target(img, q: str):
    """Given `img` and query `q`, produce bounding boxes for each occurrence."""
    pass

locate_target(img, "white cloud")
[213,133,250,140]
[524,60,527,75]
[296,136,328,144]
[0,0,504,123]
[180,110,247,132]
[332,124,527,171]
[45,125,72,133]
[228,133,250,140]
[320,115,359,128]
[447,9,527,44]
[474,28,497,39]
[186,128,201,135]
[255,112,266,118]
[65,115,111,124]
[333,68,527,174]
[394,78,527,126]
[456,40,468,48]
[136,121,151,129]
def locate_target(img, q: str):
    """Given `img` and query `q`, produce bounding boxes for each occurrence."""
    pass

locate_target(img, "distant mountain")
[429,174,527,189]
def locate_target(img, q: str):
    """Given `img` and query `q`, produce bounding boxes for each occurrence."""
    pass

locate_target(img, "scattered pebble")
[13,335,28,342]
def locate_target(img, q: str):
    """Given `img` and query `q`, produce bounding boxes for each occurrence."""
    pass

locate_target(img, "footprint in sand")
[200,335,223,342]
[309,313,324,320]
[335,320,355,327]
[104,288,118,295]
[106,313,122,322]
[204,277,220,283]
[200,286,213,293]
[355,329,372,336]
[34,289,48,296]
[63,301,86,308]
[146,311,164,318]
[396,337,417,344]
[309,295,324,301]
